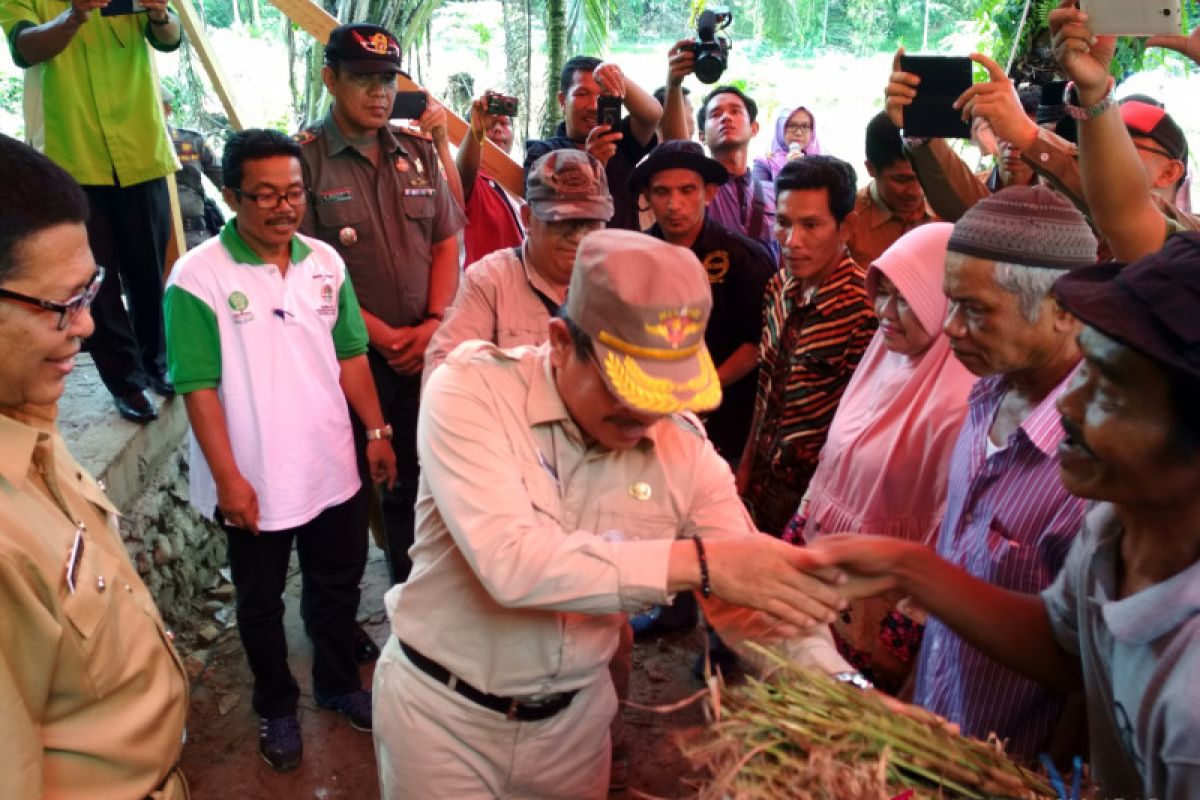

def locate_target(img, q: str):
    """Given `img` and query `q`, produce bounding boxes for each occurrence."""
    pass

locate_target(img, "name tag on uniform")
[319,188,354,203]
[403,187,435,197]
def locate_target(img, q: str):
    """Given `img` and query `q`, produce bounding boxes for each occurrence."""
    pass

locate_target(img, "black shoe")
[353,623,380,663]
[114,391,158,423]
[315,688,372,732]
[148,374,176,397]
[259,715,303,772]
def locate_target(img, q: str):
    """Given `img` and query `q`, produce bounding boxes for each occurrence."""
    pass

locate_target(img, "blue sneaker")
[259,714,302,772]
[315,688,372,732]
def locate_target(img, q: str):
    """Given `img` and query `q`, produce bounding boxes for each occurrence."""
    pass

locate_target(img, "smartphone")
[899,55,973,139]
[390,91,427,121]
[485,93,519,117]
[1080,0,1181,36]
[596,95,623,129]
[100,0,146,16]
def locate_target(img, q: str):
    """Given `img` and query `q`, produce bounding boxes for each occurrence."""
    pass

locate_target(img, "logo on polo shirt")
[316,281,337,318]
[702,250,730,284]
[227,291,254,324]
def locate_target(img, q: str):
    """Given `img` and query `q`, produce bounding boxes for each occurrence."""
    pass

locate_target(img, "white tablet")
[1080,0,1182,37]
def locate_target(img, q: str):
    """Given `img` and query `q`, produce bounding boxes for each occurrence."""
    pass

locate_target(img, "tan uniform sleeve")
[680,431,853,675]
[0,553,57,798]
[906,138,990,222]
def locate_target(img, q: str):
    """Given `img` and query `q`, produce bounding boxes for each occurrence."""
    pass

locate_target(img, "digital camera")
[691,8,733,85]
[486,93,519,117]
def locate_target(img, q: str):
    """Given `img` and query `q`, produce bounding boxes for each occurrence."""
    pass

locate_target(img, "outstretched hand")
[702,535,848,630]
[953,52,1038,152]
[884,47,920,129]
[1147,26,1200,67]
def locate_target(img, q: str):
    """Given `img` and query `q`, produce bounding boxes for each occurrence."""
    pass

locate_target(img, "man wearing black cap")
[815,232,1200,799]
[297,23,466,589]
[1049,5,1198,262]
[631,140,776,464]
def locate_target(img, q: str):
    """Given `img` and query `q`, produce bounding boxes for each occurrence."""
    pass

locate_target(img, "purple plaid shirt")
[913,369,1087,763]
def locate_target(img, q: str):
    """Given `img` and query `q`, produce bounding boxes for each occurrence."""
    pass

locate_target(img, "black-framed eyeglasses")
[785,123,813,134]
[1133,142,1176,161]
[0,266,104,330]
[233,187,308,211]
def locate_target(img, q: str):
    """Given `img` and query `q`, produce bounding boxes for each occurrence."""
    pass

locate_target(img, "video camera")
[691,8,733,84]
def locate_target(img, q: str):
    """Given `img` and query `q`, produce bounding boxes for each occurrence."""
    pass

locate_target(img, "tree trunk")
[231,0,241,27]
[821,0,829,47]
[922,0,930,50]
[543,0,566,138]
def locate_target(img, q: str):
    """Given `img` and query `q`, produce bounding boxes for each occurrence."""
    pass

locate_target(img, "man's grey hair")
[992,261,1060,322]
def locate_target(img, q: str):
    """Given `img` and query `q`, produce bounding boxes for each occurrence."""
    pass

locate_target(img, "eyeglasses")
[784,123,813,134]
[0,266,104,330]
[234,187,308,210]
[1133,142,1177,161]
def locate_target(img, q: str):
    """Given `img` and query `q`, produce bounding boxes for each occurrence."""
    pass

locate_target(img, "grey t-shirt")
[1041,502,1200,800]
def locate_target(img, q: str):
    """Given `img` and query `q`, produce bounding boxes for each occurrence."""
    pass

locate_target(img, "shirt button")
[1039,153,1049,162]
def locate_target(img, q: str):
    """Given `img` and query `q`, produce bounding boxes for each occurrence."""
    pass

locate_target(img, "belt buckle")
[506,697,521,720]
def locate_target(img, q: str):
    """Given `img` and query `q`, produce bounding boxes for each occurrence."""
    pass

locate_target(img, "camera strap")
[747,175,767,242]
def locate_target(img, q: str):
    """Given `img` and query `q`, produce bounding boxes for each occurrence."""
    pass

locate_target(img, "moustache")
[1060,416,1094,455]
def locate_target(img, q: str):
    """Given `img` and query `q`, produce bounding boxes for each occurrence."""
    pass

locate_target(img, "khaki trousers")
[373,636,614,799]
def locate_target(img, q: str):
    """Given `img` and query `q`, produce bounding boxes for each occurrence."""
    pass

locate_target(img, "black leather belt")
[400,640,577,722]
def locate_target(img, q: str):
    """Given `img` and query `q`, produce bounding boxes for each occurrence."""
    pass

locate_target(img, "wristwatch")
[365,424,393,441]
[833,671,875,691]
[148,12,172,24]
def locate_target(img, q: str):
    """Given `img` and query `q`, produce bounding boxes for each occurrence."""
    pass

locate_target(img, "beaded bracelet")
[693,536,712,598]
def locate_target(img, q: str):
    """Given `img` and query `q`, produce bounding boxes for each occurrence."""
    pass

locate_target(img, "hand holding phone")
[391,91,428,121]
[595,95,623,130]
[898,54,973,139]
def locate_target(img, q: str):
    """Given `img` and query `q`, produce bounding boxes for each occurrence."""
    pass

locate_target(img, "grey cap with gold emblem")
[526,150,614,223]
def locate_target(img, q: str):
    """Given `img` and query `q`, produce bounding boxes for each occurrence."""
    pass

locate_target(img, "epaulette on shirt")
[293,129,319,146]
[670,410,707,439]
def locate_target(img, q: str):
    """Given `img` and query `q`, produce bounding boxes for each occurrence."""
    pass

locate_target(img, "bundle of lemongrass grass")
[681,645,1064,800]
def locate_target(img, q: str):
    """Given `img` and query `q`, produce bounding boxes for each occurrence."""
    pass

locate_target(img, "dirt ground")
[177,543,712,799]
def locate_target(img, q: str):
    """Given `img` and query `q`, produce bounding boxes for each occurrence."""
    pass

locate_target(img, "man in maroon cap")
[814,232,1200,799]
[297,22,466,592]
[1048,3,1198,261]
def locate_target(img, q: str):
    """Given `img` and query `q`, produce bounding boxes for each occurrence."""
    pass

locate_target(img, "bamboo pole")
[173,0,247,131]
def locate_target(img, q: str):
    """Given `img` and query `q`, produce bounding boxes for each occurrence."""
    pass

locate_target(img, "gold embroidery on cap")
[596,331,701,361]
[644,307,703,348]
[602,351,721,414]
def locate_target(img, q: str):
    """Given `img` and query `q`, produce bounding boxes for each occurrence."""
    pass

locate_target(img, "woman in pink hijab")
[785,221,976,695]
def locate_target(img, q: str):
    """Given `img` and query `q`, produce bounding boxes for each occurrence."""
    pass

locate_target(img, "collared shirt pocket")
[402,189,436,220]
[61,540,125,697]
[595,510,680,543]
[978,515,1042,594]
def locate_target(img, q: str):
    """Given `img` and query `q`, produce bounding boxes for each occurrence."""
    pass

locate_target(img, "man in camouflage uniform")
[297,22,465,589]
[162,87,224,250]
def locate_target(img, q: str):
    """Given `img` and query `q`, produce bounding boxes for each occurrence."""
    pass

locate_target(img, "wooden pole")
[267,0,525,197]
[173,0,247,131]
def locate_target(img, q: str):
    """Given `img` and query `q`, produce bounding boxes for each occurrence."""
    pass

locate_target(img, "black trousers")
[81,179,169,397]
[222,489,368,719]
[363,350,422,585]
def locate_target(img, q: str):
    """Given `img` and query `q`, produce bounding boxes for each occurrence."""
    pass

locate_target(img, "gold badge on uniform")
[339,227,358,247]
[629,481,652,501]
[702,250,730,284]
[395,156,409,173]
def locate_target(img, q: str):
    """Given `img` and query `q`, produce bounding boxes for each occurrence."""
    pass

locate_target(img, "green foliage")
[0,75,22,115]
[202,0,234,29]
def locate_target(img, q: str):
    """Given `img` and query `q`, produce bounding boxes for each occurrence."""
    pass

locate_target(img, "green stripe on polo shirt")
[164,284,221,393]
[220,219,313,265]
[331,274,369,359]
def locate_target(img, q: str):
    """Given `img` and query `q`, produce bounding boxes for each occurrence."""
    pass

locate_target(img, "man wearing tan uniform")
[0,135,188,798]
[423,149,611,382]
[373,229,858,798]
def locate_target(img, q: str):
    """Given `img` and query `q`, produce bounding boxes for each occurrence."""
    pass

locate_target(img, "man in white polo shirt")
[164,129,396,772]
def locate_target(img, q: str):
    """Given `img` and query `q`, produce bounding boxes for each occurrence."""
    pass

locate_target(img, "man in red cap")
[1047,4,1198,261]
[814,231,1200,799]
[372,229,859,798]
